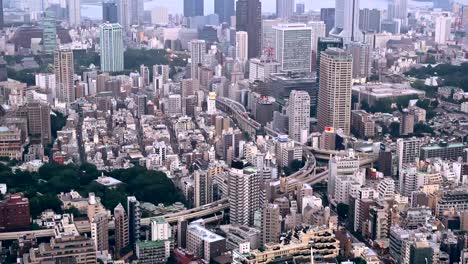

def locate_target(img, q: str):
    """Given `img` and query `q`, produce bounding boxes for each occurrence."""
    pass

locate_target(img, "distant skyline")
[83,0,433,20]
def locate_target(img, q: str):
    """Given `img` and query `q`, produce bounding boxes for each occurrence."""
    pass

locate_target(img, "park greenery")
[0,162,184,218]
[405,63,468,92]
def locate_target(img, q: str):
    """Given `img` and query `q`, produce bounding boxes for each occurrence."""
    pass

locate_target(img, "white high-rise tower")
[435,15,451,45]
[288,90,311,143]
[330,0,362,43]
[100,23,124,73]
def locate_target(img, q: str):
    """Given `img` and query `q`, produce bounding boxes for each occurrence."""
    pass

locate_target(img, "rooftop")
[188,224,225,243]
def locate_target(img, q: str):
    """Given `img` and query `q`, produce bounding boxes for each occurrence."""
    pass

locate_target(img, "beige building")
[114,203,129,257]
[317,48,353,135]
[262,203,281,245]
[351,110,375,138]
[54,49,75,104]
[0,125,23,159]
[91,212,109,252]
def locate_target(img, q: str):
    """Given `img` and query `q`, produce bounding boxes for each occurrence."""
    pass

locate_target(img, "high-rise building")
[91,212,109,252]
[288,90,310,143]
[435,15,451,45]
[388,0,408,27]
[42,12,57,55]
[0,0,3,29]
[308,21,326,70]
[67,0,81,27]
[316,37,343,78]
[348,41,371,80]
[140,64,150,86]
[127,196,141,250]
[236,0,262,58]
[396,137,421,172]
[296,2,305,14]
[328,151,360,198]
[317,48,353,135]
[276,0,295,19]
[262,19,282,50]
[103,1,118,23]
[262,203,281,245]
[54,49,75,104]
[236,31,249,65]
[0,194,30,231]
[194,170,213,207]
[27,102,52,145]
[214,0,234,25]
[359,8,381,32]
[151,6,169,25]
[117,0,131,31]
[189,40,206,79]
[100,23,124,73]
[249,57,280,82]
[184,0,204,17]
[130,0,144,25]
[229,167,261,226]
[330,0,362,43]
[320,8,335,36]
[273,23,312,72]
[114,203,129,257]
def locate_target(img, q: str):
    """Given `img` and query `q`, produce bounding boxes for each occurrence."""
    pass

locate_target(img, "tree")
[336,203,349,221]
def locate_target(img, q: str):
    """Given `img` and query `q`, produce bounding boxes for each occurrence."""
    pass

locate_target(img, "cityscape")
[0,0,468,263]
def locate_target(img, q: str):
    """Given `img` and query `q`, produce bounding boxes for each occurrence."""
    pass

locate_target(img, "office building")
[54,49,75,104]
[435,15,451,45]
[27,102,52,144]
[328,151,360,199]
[0,194,30,232]
[184,0,204,17]
[0,0,3,29]
[128,196,141,250]
[267,72,318,111]
[276,0,295,19]
[100,23,124,73]
[273,23,312,72]
[0,126,23,159]
[91,212,109,252]
[42,13,57,54]
[249,57,280,82]
[114,203,129,257]
[229,167,261,226]
[420,142,467,161]
[288,90,310,143]
[151,6,169,25]
[388,0,408,27]
[186,223,226,261]
[215,0,234,25]
[236,0,262,58]
[348,41,371,80]
[130,0,144,25]
[381,19,401,34]
[396,137,421,172]
[67,0,81,27]
[436,188,468,217]
[320,8,335,36]
[359,8,381,32]
[330,0,362,43]
[351,110,375,138]
[316,37,343,77]
[136,240,172,264]
[296,2,305,14]
[189,40,206,79]
[236,31,249,65]
[262,203,281,244]
[103,1,118,23]
[262,19,281,50]
[317,48,353,135]
[308,21,326,70]
[117,0,131,31]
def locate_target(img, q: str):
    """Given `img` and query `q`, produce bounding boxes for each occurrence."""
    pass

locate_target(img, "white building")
[435,15,451,45]
[151,217,171,241]
[207,92,217,115]
[100,23,124,73]
[151,6,169,25]
[67,0,81,27]
[276,0,294,19]
[189,40,206,79]
[273,23,312,72]
[288,90,310,144]
[330,0,362,43]
[248,57,280,82]
[236,31,249,65]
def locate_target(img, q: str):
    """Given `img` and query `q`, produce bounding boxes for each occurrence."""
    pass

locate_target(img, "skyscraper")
[309,21,326,70]
[214,0,234,25]
[54,49,75,104]
[130,0,144,25]
[26,102,52,146]
[184,0,204,17]
[388,0,408,27]
[91,212,109,252]
[348,42,371,80]
[117,0,131,31]
[317,48,353,135]
[330,0,362,43]
[114,203,129,257]
[435,15,451,45]
[276,0,295,19]
[235,31,249,65]
[100,23,124,73]
[127,196,141,250]
[0,0,4,29]
[320,8,335,36]
[273,23,312,73]
[189,40,206,79]
[316,37,343,78]
[288,90,310,143]
[359,8,381,32]
[42,12,57,55]
[296,2,305,14]
[262,19,281,50]
[229,167,261,226]
[103,1,118,23]
[67,0,81,27]
[236,0,262,58]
